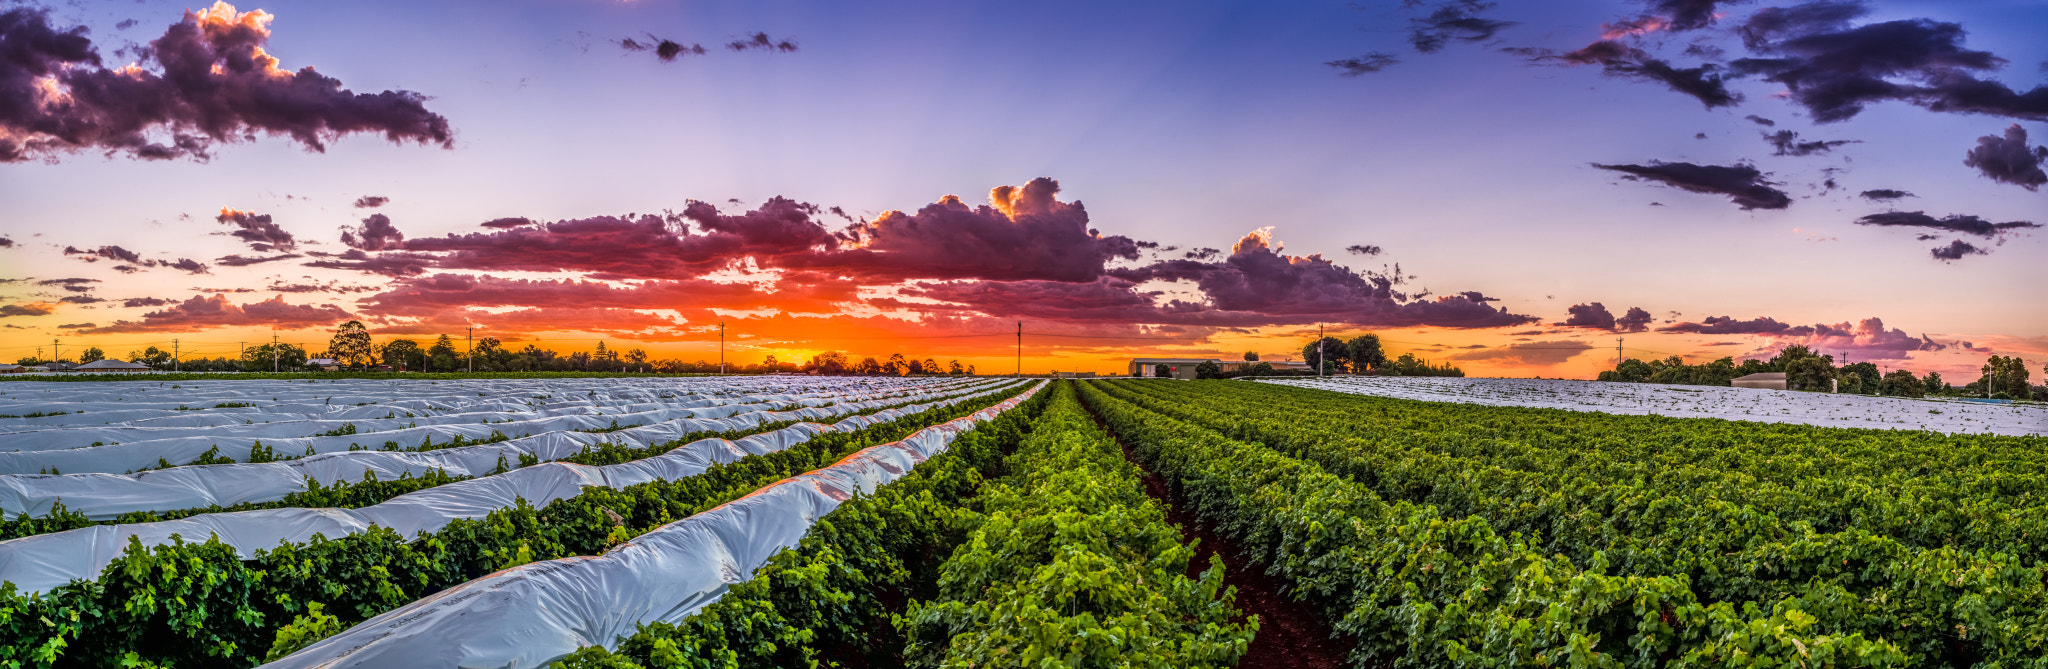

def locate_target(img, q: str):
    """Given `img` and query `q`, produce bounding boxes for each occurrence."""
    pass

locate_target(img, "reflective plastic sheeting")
[0,380,1027,595]
[260,381,1044,669]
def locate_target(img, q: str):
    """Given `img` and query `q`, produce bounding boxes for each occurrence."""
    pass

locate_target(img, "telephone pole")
[1015,322,1022,377]
[718,321,726,375]
[271,330,279,373]
[1316,324,1324,378]
[1616,337,1625,369]
[51,338,59,365]
[466,326,474,373]
[172,339,179,372]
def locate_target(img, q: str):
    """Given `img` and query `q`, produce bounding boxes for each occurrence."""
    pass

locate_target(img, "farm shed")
[1732,372,1787,390]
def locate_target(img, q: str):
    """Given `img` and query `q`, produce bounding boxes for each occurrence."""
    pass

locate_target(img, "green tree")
[1194,360,1223,379]
[1249,361,1274,376]
[132,346,172,368]
[922,358,939,375]
[948,360,965,375]
[1345,334,1387,374]
[78,347,106,363]
[1775,345,1836,392]
[885,353,908,376]
[1301,337,1347,373]
[1154,363,1172,378]
[811,351,848,374]
[327,321,374,368]
[428,335,461,372]
[381,340,424,370]
[1243,351,1259,362]
[1879,369,1923,397]
[1923,371,1946,395]
[243,342,308,370]
[855,357,881,375]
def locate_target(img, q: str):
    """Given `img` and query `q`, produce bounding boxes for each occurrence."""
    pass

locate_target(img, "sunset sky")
[1,0,2042,377]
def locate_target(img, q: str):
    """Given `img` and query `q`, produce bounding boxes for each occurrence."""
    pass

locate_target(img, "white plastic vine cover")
[262,380,1042,669]
[0,378,1022,595]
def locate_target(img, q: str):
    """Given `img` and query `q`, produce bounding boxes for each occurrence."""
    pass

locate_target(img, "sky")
[1,0,2043,377]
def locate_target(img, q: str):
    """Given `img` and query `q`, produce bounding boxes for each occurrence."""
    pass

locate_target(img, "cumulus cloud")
[1929,239,1987,262]
[0,301,58,317]
[1859,188,1913,201]
[1962,124,2048,190]
[340,213,405,251]
[358,274,854,330]
[66,245,142,263]
[786,178,1141,283]
[1662,315,1948,360]
[1557,303,1654,332]
[0,3,452,163]
[1763,130,1857,156]
[79,293,351,333]
[1409,0,1516,53]
[1448,340,1595,365]
[215,208,295,251]
[1593,161,1792,210]
[352,195,389,208]
[1853,211,2039,237]
[1733,3,2048,123]
[301,248,432,276]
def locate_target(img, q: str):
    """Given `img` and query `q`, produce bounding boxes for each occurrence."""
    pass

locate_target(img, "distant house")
[1733,372,1787,390]
[42,362,77,372]
[0,364,22,374]
[73,359,152,374]
[307,358,340,371]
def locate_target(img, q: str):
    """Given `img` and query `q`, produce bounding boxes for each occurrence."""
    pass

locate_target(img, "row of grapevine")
[1076,379,1906,667]
[1103,379,2048,664]
[0,383,1030,668]
[552,381,1252,669]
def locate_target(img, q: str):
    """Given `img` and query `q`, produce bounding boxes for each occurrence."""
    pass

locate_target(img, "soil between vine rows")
[1084,400,1353,669]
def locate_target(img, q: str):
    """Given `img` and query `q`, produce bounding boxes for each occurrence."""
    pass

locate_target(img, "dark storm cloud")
[341,213,406,251]
[1763,130,1856,156]
[1733,4,2048,123]
[66,245,142,263]
[214,253,302,267]
[1644,0,1750,32]
[352,195,389,209]
[1409,0,1516,53]
[1557,303,1653,332]
[1592,161,1792,210]
[1515,40,1740,108]
[620,36,705,62]
[0,4,452,163]
[301,249,432,277]
[1962,124,2048,190]
[1328,52,1401,76]
[725,32,797,53]
[1616,306,1652,332]
[1858,189,1913,201]
[165,258,207,274]
[214,209,295,251]
[80,293,351,333]
[1853,211,2039,237]
[1558,302,1616,330]
[1929,239,1987,262]
[781,178,1142,284]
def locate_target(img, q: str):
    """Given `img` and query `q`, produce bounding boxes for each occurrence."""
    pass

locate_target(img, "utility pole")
[718,321,726,375]
[239,342,246,372]
[51,339,59,365]
[272,330,279,373]
[466,326,474,373]
[1015,322,1022,377]
[1616,337,1625,369]
[172,339,179,372]
[1316,324,1324,378]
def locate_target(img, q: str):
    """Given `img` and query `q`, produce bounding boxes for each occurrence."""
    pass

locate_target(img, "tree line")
[1598,344,2043,400]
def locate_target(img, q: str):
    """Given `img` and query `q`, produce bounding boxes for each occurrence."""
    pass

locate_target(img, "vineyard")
[0,376,2043,667]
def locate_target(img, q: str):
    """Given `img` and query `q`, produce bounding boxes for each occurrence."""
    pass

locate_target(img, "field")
[1272,376,2048,437]
[1,376,2045,667]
